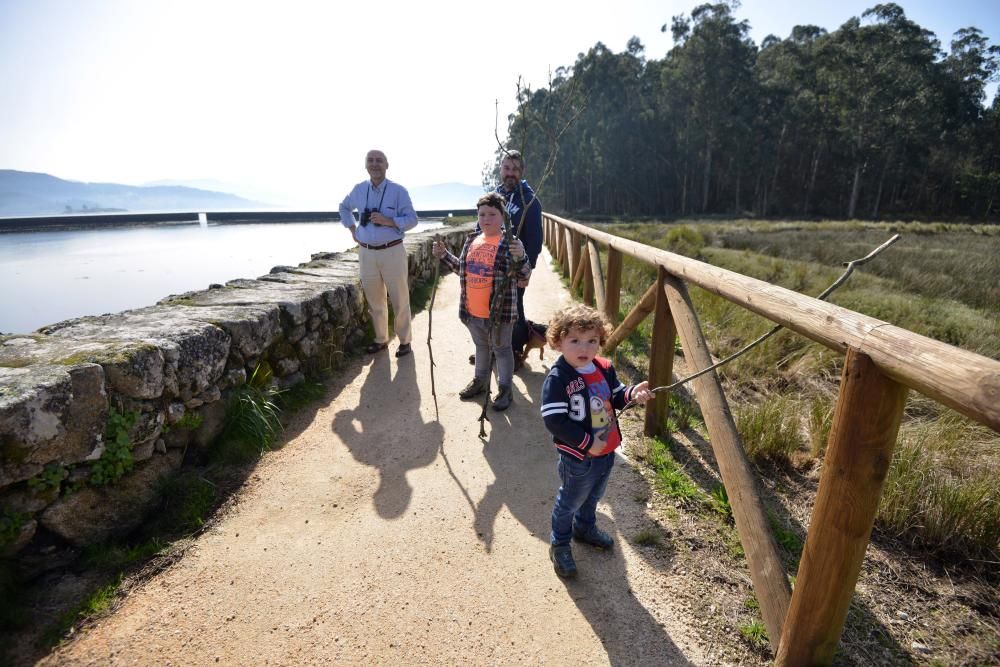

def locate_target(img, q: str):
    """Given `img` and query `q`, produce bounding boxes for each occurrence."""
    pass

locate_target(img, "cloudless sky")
[1,0,997,208]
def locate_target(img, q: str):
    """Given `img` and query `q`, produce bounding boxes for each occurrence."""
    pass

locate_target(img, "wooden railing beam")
[543,213,1000,432]
[604,281,657,354]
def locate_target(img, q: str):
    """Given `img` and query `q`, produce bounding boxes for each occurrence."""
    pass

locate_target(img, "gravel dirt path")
[41,250,705,666]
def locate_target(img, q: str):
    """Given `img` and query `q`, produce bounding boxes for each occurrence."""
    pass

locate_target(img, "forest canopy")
[495,2,1000,220]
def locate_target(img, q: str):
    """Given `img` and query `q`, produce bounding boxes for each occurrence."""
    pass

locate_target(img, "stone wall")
[0,224,472,566]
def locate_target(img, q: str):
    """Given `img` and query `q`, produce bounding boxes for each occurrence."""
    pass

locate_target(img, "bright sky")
[1,0,997,208]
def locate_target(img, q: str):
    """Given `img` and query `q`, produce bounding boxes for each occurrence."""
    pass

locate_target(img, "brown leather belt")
[358,238,403,250]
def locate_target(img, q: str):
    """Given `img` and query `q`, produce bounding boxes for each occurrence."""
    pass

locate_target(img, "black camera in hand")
[360,207,378,226]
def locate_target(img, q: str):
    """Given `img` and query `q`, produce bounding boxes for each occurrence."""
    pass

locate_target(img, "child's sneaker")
[573,526,614,550]
[549,545,577,578]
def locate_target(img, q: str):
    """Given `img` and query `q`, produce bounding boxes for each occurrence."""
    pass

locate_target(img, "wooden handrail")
[544,213,1000,432]
[543,211,998,662]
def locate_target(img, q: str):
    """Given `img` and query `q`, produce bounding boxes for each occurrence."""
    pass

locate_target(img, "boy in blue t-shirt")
[540,304,653,578]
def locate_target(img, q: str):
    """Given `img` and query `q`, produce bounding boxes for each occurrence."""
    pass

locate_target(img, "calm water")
[0,220,443,334]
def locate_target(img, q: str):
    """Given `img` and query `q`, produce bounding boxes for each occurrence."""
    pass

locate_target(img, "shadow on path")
[331,351,443,519]
[471,367,692,666]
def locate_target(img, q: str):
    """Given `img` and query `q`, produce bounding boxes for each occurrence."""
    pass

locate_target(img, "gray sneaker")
[459,378,488,400]
[491,385,513,411]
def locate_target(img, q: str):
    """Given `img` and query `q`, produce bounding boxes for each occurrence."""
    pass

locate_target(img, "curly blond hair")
[546,304,611,349]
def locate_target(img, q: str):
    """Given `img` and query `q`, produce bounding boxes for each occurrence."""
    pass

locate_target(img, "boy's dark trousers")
[550,451,615,546]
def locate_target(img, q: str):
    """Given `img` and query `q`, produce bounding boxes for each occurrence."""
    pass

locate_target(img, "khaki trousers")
[359,243,412,345]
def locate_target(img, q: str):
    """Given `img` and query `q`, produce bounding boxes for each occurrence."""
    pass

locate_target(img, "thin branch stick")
[619,234,901,415]
[427,234,442,421]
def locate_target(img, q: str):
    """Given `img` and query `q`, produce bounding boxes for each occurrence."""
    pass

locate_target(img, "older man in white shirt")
[339,149,418,357]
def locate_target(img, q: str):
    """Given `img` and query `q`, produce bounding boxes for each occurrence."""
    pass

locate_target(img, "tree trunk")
[804,147,820,216]
[702,136,712,213]
[770,123,787,211]
[588,169,593,211]
[735,170,741,214]
[681,170,688,216]
[848,161,865,219]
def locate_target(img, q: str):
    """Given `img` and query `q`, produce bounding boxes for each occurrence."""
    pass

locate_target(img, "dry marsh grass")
[602,219,999,559]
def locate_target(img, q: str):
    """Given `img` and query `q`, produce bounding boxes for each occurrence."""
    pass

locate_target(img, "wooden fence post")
[587,240,605,312]
[644,268,676,437]
[776,349,908,666]
[605,247,622,323]
[560,225,570,276]
[583,244,596,306]
[662,273,792,653]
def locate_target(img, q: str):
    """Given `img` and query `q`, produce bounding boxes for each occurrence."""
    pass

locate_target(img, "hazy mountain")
[143,178,289,207]
[408,182,486,210]
[0,170,263,217]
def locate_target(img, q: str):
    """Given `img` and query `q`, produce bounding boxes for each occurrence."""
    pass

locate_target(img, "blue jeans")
[550,452,615,547]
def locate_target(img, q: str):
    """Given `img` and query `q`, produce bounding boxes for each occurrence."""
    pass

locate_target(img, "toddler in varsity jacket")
[540,304,653,578]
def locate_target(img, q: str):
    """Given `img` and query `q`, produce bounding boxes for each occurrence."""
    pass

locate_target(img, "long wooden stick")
[427,234,442,421]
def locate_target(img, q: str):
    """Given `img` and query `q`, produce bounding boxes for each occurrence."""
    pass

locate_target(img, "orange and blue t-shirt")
[464,235,500,318]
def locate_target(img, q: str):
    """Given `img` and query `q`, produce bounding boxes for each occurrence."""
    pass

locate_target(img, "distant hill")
[0,170,263,216]
[408,182,487,210]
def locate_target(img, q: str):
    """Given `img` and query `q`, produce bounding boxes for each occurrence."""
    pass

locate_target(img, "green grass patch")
[409,275,440,315]
[153,473,218,535]
[174,411,203,431]
[738,618,769,649]
[665,392,702,432]
[275,380,326,412]
[709,484,733,520]
[213,364,283,463]
[632,528,664,547]
[646,436,702,503]
[879,416,999,558]
[38,575,122,649]
[82,539,166,571]
[768,511,804,558]
[808,395,834,457]
[735,397,804,462]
